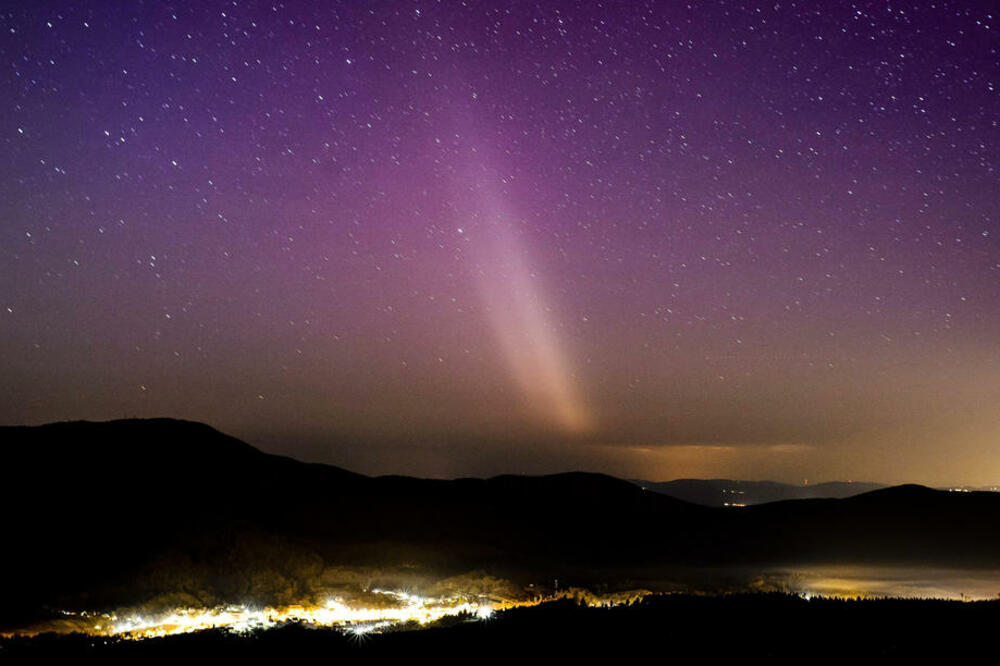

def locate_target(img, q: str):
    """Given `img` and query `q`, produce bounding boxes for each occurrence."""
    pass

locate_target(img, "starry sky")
[2,1,998,485]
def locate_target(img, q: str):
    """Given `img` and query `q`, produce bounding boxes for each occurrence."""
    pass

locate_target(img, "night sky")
[2,1,998,485]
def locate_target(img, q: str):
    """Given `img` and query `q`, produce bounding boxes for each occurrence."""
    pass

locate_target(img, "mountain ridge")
[632,477,889,507]
[5,418,1000,629]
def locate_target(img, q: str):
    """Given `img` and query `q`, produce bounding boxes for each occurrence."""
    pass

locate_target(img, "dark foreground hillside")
[3,594,998,662]
[5,419,1000,630]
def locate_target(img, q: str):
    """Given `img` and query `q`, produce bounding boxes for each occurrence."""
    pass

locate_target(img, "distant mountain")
[4,419,1000,628]
[632,478,886,507]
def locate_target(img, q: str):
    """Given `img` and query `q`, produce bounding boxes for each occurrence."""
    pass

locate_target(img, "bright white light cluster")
[102,589,496,640]
[2,586,644,640]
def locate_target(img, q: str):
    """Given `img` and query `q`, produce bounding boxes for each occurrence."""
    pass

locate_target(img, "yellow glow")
[95,589,494,640]
[6,588,646,641]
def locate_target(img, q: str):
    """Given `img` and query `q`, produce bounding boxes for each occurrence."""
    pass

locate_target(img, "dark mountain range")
[4,419,1000,629]
[632,478,886,506]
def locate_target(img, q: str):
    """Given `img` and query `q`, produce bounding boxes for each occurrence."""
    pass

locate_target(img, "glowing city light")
[4,587,648,641]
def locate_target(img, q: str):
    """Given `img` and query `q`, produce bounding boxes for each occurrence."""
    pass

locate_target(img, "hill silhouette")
[633,478,885,506]
[4,419,1000,628]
